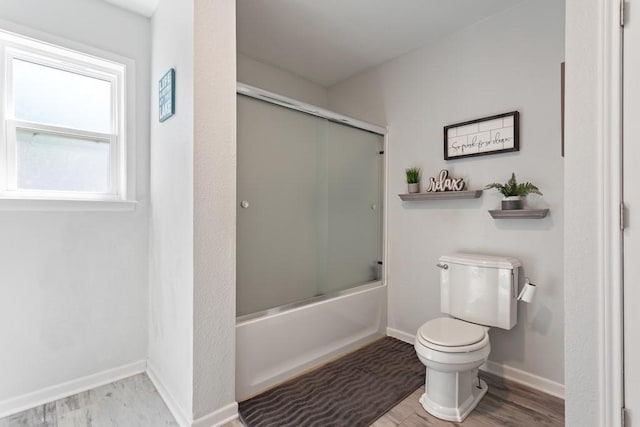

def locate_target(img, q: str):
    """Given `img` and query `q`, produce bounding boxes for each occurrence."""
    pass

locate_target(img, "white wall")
[193,0,237,421]
[149,1,238,424]
[148,0,194,422]
[328,0,565,388]
[238,53,328,107]
[0,0,150,408]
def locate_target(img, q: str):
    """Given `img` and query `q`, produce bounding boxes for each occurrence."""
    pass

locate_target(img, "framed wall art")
[159,68,175,122]
[444,111,519,160]
[561,62,565,157]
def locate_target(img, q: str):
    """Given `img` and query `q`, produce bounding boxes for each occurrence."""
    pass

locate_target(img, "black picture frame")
[443,111,519,160]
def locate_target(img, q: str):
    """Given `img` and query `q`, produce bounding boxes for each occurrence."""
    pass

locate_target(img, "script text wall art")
[444,111,519,160]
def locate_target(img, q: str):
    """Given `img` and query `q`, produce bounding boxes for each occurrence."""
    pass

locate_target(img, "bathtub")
[235,281,387,400]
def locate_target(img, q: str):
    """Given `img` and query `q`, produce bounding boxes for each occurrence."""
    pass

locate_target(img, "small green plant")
[485,173,542,197]
[405,167,420,184]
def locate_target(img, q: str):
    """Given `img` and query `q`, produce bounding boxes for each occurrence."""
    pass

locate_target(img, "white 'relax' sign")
[444,111,519,160]
[426,169,465,192]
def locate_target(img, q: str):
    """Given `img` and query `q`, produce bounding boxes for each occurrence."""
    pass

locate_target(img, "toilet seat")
[417,318,489,353]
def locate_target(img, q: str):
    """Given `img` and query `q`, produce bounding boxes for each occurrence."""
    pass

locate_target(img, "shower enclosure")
[236,84,387,399]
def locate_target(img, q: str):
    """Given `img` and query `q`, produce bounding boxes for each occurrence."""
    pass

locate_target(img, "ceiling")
[101,0,523,87]
[237,0,523,87]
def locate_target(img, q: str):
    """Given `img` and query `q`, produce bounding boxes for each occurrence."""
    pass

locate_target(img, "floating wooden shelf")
[398,190,483,201]
[488,209,550,219]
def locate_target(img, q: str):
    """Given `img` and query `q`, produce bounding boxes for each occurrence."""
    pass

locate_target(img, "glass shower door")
[237,95,383,317]
[321,122,382,295]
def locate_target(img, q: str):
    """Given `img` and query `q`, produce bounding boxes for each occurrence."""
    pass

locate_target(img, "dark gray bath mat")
[238,336,424,427]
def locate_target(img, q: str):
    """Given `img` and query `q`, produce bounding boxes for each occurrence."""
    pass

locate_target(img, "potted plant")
[485,172,542,210]
[405,167,421,193]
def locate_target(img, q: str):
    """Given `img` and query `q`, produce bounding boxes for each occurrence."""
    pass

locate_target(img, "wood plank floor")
[0,374,177,427]
[369,372,564,427]
[0,371,563,426]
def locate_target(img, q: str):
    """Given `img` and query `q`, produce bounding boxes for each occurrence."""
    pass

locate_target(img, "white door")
[624,2,640,423]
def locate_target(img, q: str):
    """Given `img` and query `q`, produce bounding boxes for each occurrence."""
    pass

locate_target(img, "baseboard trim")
[386,327,415,344]
[146,363,238,427]
[0,360,146,419]
[480,360,565,399]
[192,402,238,427]
[146,361,191,427]
[386,327,565,399]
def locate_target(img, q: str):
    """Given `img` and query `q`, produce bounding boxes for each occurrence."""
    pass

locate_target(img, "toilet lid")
[418,318,485,347]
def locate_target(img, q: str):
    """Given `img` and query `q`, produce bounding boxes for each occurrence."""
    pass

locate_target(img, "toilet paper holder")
[517,277,537,303]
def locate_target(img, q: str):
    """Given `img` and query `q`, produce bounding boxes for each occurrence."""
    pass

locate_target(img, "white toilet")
[414,252,521,422]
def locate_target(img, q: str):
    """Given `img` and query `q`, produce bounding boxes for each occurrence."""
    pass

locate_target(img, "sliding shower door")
[237,95,383,317]
[322,122,382,294]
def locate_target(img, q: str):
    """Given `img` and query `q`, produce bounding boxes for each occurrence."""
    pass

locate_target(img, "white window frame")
[0,28,135,210]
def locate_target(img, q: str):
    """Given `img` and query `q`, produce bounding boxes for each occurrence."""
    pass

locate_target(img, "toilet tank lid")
[440,252,521,269]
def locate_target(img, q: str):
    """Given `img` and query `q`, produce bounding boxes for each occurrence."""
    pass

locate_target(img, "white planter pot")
[408,183,420,193]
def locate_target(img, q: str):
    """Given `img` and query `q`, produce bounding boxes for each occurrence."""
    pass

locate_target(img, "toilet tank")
[439,253,521,330]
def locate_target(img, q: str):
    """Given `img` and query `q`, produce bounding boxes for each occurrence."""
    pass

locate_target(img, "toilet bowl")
[414,317,490,422]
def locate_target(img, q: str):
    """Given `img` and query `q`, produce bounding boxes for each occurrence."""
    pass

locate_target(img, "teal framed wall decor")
[159,68,175,122]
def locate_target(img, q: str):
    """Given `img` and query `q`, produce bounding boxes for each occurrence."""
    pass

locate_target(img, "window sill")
[0,198,137,212]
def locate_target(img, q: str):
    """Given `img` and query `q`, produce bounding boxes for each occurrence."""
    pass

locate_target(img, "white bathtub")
[235,282,387,400]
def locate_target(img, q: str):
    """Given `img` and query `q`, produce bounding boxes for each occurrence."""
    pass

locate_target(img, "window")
[0,29,130,205]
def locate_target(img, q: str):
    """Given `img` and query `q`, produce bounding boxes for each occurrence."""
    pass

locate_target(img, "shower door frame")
[237,83,387,134]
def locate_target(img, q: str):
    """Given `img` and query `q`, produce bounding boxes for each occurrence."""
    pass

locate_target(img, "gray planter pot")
[408,183,420,193]
[502,196,523,210]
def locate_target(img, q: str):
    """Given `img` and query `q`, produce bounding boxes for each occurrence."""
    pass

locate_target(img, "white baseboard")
[387,327,565,399]
[146,363,238,427]
[0,359,239,427]
[480,360,565,399]
[0,360,146,419]
[146,361,191,427]
[386,327,415,344]
[193,402,238,427]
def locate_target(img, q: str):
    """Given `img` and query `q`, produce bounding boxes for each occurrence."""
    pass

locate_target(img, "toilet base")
[419,377,488,422]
